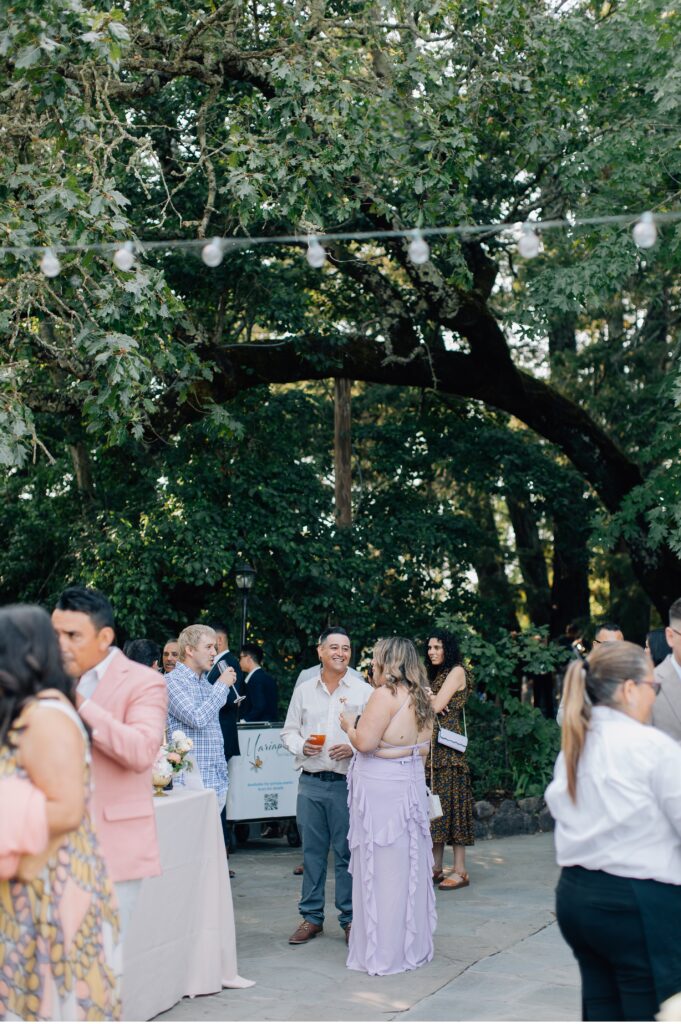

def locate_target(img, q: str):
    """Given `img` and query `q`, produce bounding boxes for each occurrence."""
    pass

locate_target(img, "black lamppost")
[234,561,256,647]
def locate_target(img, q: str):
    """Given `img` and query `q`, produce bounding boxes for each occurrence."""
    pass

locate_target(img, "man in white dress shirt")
[282,627,372,946]
[653,597,681,742]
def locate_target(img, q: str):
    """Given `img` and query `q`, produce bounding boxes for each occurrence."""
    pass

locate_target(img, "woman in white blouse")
[545,640,681,1022]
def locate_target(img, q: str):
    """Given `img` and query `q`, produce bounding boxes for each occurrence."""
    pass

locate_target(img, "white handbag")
[427,753,443,821]
[437,707,468,753]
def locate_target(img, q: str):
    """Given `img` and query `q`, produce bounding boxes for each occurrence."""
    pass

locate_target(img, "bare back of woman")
[375,684,431,760]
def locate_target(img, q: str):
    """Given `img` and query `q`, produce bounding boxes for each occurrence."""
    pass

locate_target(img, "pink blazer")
[79,651,168,883]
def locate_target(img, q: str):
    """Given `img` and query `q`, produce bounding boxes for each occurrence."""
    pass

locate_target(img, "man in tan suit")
[653,597,681,742]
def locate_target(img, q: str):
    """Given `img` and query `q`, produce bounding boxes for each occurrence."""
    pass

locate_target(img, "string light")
[201,237,223,267]
[518,224,541,259]
[113,241,135,271]
[4,208,676,276]
[39,249,60,278]
[632,212,657,249]
[306,237,326,268]
[408,230,430,265]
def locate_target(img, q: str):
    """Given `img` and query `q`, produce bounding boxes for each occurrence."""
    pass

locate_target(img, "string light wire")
[0,208,674,273]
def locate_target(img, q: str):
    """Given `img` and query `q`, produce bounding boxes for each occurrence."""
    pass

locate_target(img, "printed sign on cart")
[226,726,298,820]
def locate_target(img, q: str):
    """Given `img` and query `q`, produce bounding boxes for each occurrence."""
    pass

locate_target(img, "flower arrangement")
[152,731,194,795]
[165,730,195,774]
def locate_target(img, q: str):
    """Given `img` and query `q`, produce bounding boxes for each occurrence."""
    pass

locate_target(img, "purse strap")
[430,743,434,790]
[462,706,467,738]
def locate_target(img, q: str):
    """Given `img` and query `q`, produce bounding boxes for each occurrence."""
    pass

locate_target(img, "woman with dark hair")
[546,641,681,1021]
[646,627,672,668]
[425,630,475,890]
[0,604,120,1021]
[340,637,436,975]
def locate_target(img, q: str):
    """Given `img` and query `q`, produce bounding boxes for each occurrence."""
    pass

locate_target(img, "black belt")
[301,770,347,782]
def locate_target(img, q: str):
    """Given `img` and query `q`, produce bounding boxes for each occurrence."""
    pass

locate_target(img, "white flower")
[656,993,681,1021]
[172,731,193,754]
[152,756,173,783]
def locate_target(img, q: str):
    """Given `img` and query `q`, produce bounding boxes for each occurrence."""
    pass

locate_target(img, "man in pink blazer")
[52,585,167,934]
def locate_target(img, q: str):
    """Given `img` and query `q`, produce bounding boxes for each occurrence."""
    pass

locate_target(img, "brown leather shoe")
[293,864,304,876]
[288,920,323,944]
[344,923,351,945]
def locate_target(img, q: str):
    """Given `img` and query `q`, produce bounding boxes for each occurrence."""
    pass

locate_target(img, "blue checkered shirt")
[166,661,229,805]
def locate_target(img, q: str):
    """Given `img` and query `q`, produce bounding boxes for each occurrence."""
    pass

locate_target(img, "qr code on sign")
[264,793,279,811]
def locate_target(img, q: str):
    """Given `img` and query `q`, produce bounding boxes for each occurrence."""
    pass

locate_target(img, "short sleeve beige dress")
[425,670,475,846]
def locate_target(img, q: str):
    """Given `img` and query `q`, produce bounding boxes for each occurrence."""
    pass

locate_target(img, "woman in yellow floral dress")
[425,630,474,892]
[0,605,120,1022]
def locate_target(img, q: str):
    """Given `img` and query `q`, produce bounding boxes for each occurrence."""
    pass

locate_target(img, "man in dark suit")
[208,624,245,759]
[207,624,244,871]
[239,642,279,722]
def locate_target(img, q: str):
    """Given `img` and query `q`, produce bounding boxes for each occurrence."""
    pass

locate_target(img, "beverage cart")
[226,721,301,845]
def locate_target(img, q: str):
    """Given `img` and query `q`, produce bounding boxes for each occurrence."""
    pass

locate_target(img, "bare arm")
[342,688,393,753]
[431,666,466,714]
[18,705,85,838]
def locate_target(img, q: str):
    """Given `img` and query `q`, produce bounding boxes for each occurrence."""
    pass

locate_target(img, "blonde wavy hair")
[561,640,650,801]
[178,624,216,659]
[372,637,435,732]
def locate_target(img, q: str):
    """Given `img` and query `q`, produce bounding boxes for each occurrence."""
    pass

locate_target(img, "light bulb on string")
[408,231,430,265]
[632,212,657,249]
[39,248,61,278]
[306,237,326,268]
[113,241,135,271]
[201,237,224,267]
[518,224,541,259]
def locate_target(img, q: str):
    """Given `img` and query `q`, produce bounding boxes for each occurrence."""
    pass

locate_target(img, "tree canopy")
[2,0,681,653]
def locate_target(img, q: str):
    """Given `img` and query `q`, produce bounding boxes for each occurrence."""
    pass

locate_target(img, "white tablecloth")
[122,787,253,1020]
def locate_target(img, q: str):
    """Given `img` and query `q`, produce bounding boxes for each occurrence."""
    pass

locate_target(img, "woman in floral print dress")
[425,630,475,891]
[0,605,120,1022]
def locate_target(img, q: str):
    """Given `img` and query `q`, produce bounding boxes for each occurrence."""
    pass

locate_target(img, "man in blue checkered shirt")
[166,624,237,811]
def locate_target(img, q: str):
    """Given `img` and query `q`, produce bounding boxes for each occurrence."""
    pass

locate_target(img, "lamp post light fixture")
[234,561,256,647]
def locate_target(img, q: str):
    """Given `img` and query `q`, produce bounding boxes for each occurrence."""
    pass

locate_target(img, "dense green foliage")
[2,0,681,794]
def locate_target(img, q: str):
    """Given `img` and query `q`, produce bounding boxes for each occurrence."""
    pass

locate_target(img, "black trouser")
[556,866,659,1021]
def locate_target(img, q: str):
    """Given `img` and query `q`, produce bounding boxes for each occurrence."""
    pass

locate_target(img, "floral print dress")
[425,670,475,846]
[0,699,121,1021]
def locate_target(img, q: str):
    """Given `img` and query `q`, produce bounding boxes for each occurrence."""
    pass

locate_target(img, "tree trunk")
[506,492,551,627]
[461,486,520,632]
[334,378,352,529]
[550,513,591,638]
[606,541,652,645]
[68,442,96,501]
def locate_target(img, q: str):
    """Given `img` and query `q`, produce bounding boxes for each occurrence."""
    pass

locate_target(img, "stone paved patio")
[156,831,580,1022]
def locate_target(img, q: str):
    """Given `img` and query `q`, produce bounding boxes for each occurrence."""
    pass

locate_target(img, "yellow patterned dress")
[0,699,121,1021]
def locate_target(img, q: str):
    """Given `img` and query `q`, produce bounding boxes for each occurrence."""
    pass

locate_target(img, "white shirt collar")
[77,646,119,698]
[671,655,681,681]
[315,670,352,693]
[246,667,259,684]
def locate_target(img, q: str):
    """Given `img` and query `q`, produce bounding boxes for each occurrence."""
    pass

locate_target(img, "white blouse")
[545,705,681,885]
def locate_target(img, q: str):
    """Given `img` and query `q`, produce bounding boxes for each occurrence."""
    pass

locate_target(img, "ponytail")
[561,640,650,802]
[562,660,591,801]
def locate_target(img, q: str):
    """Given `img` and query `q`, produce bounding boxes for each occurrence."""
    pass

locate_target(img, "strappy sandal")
[432,870,445,884]
[438,870,470,891]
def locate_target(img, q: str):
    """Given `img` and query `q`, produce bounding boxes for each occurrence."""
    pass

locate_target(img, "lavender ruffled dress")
[346,741,436,975]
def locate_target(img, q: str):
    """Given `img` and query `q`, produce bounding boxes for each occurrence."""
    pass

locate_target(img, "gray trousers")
[297,772,352,928]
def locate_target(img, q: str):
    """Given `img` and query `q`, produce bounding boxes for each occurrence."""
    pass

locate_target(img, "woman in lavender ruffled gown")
[339,637,436,976]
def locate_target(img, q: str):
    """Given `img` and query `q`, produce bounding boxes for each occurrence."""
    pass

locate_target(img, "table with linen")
[122,786,252,1020]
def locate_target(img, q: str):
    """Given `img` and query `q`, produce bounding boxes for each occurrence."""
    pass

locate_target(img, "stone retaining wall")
[473,796,554,839]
